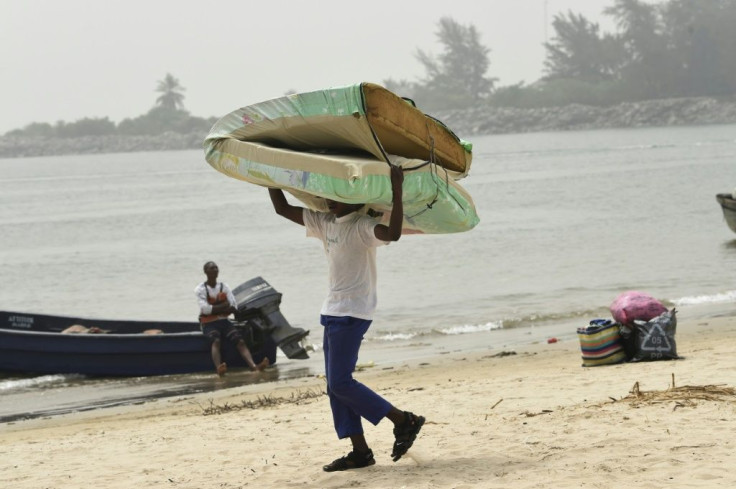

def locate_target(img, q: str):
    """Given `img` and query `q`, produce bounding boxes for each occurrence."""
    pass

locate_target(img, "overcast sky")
[1,0,621,134]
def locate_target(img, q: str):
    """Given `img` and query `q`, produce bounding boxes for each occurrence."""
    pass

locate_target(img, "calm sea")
[1,124,735,422]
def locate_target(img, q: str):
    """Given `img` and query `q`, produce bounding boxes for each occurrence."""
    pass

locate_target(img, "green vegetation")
[6,0,736,138]
[389,0,736,111]
[114,73,215,136]
[384,16,497,111]
[6,73,216,139]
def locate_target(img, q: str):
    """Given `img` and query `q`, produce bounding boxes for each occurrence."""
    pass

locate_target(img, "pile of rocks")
[433,96,736,138]
[0,131,204,158]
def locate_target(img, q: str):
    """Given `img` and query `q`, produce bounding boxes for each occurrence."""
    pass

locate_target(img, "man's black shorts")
[201,319,242,344]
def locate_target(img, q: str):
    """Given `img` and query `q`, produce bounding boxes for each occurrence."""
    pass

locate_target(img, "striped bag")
[577,319,627,367]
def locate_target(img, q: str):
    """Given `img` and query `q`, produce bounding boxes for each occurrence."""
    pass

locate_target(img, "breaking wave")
[0,374,83,392]
[672,290,736,306]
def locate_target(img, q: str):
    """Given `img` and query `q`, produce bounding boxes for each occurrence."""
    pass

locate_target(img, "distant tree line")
[387,0,736,111]
[6,73,216,138]
[6,0,736,138]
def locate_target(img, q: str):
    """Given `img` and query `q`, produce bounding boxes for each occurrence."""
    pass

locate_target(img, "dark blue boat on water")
[716,193,736,234]
[0,277,309,377]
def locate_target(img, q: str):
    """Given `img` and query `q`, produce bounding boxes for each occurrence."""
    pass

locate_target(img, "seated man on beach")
[195,261,269,376]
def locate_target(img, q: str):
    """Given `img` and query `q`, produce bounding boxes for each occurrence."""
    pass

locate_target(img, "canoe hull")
[0,312,274,376]
[0,277,310,376]
[716,193,736,234]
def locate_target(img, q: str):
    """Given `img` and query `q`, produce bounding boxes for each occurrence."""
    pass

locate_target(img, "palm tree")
[155,73,186,110]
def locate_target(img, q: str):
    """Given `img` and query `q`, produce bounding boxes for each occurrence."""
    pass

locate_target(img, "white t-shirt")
[194,282,237,318]
[303,209,388,320]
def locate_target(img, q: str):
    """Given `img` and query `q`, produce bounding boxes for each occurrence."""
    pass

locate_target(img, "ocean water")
[1,124,735,421]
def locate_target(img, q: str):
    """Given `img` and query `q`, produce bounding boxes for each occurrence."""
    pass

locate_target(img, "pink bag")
[610,291,667,326]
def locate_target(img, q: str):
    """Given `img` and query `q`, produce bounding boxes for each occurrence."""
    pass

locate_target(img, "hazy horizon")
[1,0,622,134]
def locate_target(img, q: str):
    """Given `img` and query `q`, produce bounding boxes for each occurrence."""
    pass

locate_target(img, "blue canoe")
[0,277,309,377]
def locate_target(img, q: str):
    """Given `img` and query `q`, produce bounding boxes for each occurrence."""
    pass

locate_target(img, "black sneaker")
[322,449,376,472]
[391,411,425,461]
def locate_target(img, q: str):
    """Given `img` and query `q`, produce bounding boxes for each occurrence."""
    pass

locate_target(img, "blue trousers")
[321,315,392,439]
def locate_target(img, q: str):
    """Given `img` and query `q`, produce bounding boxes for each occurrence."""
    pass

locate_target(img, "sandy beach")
[2,313,735,489]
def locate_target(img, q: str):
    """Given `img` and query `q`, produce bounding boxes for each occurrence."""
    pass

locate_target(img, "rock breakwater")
[0,131,204,159]
[435,96,736,138]
[2,96,736,158]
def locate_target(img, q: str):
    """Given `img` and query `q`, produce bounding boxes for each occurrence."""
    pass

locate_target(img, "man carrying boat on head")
[268,165,425,471]
[195,261,269,376]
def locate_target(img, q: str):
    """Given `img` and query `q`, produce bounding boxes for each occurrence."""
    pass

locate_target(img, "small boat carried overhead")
[0,277,310,377]
[204,82,479,234]
[716,193,736,234]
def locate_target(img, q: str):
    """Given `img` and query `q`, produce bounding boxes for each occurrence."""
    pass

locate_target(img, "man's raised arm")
[374,165,404,242]
[268,188,305,226]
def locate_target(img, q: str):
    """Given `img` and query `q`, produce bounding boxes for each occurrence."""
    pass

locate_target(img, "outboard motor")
[232,277,309,360]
